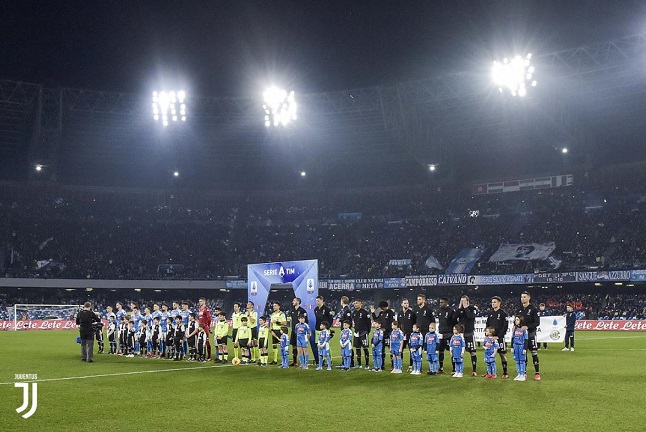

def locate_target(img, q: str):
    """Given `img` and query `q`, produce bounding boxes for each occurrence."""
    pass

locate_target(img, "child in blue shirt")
[371,321,384,372]
[424,322,440,375]
[317,321,332,371]
[450,324,465,378]
[295,314,311,369]
[483,327,500,379]
[512,316,528,381]
[409,324,423,375]
[339,320,353,371]
[279,326,290,368]
[390,321,404,374]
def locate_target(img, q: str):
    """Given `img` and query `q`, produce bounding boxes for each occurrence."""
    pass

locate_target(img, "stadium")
[1,2,646,431]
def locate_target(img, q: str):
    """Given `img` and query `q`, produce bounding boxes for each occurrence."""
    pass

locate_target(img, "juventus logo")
[15,382,38,419]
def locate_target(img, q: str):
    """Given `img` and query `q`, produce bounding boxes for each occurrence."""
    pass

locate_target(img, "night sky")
[1,1,645,188]
[2,1,643,96]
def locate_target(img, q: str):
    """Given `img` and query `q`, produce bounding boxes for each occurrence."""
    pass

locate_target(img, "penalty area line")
[0,363,229,385]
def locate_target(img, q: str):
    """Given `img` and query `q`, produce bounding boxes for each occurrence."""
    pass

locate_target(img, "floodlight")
[35,164,43,172]
[153,90,186,126]
[263,86,297,127]
[429,164,436,172]
[562,147,568,154]
[300,171,306,177]
[492,53,537,97]
[173,171,179,177]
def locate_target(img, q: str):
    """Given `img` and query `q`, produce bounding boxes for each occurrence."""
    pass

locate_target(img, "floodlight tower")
[262,86,297,127]
[492,53,537,97]
[152,90,187,126]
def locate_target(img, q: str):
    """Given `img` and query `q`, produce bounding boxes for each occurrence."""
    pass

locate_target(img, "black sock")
[532,353,540,373]
[363,348,370,366]
[439,351,445,370]
[452,360,456,373]
[356,349,362,366]
[471,354,477,372]
[502,359,508,375]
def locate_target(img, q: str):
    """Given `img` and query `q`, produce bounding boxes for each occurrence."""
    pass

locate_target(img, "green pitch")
[1,331,645,431]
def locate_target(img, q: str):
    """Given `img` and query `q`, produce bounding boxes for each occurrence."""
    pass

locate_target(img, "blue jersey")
[172,308,182,321]
[424,331,439,353]
[280,333,290,350]
[131,313,142,331]
[160,311,169,332]
[318,329,331,351]
[151,310,161,326]
[512,327,528,347]
[483,336,499,361]
[390,329,404,351]
[180,310,190,325]
[115,309,127,322]
[339,329,353,351]
[144,314,153,328]
[450,334,465,358]
[295,323,310,339]
[371,328,384,348]
[409,331,423,349]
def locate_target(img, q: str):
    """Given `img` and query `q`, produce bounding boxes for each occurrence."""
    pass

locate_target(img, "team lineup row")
[91,292,577,381]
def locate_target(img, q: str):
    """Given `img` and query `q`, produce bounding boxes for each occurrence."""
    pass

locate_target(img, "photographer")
[76,302,101,362]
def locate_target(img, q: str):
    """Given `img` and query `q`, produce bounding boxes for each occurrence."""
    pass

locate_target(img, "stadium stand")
[2,180,645,280]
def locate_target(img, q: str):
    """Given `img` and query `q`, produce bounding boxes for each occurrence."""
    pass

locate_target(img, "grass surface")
[1,330,645,431]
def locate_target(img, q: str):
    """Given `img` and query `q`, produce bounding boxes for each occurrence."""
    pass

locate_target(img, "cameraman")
[76,302,101,362]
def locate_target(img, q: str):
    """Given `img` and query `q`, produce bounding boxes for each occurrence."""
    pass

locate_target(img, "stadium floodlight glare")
[492,53,537,97]
[300,171,306,177]
[152,90,186,126]
[429,164,437,172]
[562,147,569,154]
[263,86,297,127]
[173,171,179,177]
[34,164,43,172]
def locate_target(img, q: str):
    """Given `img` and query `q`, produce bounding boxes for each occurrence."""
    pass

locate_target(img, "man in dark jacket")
[76,302,101,362]
[563,303,577,352]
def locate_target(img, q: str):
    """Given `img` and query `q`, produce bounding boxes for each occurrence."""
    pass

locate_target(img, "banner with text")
[469,274,534,285]
[1,319,109,331]
[319,278,384,290]
[630,270,646,281]
[388,259,412,266]
[576,271,631,282]
[473,174,573,195]
[474,316,565,343]
[574,320,646,331]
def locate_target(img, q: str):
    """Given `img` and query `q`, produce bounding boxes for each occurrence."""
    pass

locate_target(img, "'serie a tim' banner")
[247,260,318,333]
[473,316,566,343]
[575,320,646,331]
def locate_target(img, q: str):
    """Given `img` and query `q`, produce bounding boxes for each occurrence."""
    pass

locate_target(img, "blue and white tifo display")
[247,259,318,330]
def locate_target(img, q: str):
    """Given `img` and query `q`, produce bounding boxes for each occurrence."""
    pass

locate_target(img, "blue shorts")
[297,338,308,348]
[391,346,402,356]
[341,348,352,356]
[319,348,329,356]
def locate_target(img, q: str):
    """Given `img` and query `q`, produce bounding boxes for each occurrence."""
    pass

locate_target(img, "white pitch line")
[0,364,226,386]
[0,355,347,385]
